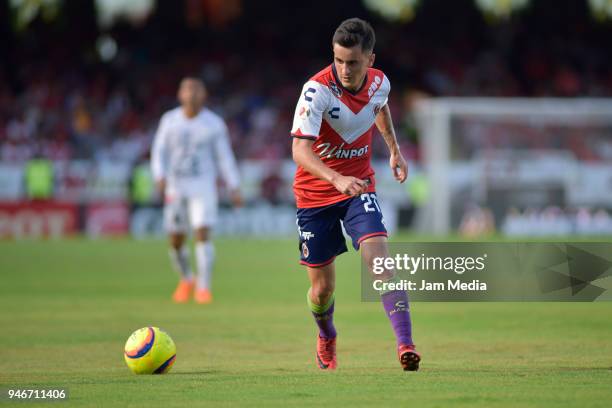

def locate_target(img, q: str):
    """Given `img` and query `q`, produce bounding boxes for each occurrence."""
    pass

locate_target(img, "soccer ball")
[124,327,176,374]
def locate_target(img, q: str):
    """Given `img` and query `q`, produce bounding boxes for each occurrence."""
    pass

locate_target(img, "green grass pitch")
[1,237,611,407]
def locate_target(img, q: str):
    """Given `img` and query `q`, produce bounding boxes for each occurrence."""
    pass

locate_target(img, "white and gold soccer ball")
[124,327,176,374]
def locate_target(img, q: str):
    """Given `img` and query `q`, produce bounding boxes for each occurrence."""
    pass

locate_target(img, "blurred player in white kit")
[151,77,242,304]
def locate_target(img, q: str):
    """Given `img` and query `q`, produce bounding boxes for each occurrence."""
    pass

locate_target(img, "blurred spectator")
[459,205,496,237]
[260,170,284,205]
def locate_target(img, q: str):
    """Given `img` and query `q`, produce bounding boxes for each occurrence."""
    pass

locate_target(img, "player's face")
[333,43,375,91]
[178,79,206,109]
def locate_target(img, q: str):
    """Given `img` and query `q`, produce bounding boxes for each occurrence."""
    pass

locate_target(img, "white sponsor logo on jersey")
[316,142,369,159]
[368,76,382,98]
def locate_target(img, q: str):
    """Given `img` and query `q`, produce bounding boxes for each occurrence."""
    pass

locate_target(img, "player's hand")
[230,189,244,208]
[332,175,368,196]
[390,152,408,183]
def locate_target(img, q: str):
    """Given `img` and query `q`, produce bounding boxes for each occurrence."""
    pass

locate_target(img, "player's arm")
[213,122,243,207]
[291,81,367,196]
[292,138,367,196]
[151,116,169,196]
[375,104,407,183]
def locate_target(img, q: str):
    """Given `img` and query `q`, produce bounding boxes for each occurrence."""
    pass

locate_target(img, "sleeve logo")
[303,87,316,102]
[299,105,311,120]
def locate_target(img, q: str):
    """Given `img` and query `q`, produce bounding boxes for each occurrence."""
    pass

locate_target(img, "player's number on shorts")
[361,193,381,213]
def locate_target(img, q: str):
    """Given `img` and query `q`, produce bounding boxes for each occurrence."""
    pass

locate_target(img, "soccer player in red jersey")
[291,18,420,371]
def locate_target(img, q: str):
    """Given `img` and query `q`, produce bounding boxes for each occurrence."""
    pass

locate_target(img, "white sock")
[168,247,193,281]
[195,241,214,291]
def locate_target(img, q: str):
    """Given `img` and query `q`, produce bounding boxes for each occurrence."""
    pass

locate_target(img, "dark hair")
[332,18,375,53]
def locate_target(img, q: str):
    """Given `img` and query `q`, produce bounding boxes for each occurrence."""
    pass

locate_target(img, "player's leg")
[360,235,420,371]
[193,226,214,304]
[343,192,420,371]
[164,198,194,303]
[307,263,338,369]
[189,195,217,304]
[297,204,347,370]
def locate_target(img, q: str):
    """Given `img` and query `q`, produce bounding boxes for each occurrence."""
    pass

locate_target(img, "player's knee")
[361,243,388,268]
[312,282,335,301]
[169,234,185,249]
[194,227,210,242]
[362,250,385,267]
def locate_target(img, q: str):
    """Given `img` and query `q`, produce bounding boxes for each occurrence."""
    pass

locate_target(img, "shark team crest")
[302,242,309,258]
[329,81,343,98]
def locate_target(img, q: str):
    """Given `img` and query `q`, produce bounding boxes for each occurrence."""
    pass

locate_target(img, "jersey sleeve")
[213,120,240,191]
[380,74,391,106]
[290,81,330,140]
[150,114,169,181]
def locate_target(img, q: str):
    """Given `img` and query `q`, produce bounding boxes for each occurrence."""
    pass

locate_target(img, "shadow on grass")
[170,370,221,376]
[424,366,612,373]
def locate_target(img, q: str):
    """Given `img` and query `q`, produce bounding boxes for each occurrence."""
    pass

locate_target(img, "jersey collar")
[331,64,368,96]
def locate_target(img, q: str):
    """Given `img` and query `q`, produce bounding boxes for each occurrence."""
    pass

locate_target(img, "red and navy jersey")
[291,64,391,209]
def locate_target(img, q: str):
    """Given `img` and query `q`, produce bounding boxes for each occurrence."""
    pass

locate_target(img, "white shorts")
[163,195,218,233]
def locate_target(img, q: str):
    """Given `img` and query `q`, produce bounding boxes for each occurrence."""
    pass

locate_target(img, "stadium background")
[2,0,612,239]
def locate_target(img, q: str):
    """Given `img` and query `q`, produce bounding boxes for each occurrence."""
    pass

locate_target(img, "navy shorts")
[296,192,388,267]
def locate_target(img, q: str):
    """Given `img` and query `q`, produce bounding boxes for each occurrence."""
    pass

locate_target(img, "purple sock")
[311,301,337,339]
[381,290,413,346]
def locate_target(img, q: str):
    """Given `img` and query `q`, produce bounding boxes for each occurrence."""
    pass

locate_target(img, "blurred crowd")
[1,0,611,164]
[454,120,612,162]
[458,205,612,236]
[0,50,417,164]
[502,207,612,236]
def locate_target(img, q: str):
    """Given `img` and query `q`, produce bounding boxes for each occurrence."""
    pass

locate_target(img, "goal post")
[413,98,612,235]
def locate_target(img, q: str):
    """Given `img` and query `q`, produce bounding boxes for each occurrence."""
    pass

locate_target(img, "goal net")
[413,98,612,236]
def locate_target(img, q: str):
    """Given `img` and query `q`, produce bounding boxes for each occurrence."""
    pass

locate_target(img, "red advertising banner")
[85,202,129,237]
[0,201,78,239]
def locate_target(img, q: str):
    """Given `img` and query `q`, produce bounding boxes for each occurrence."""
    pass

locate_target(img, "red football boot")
[398,344,420,371]
[316,336,337,370]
